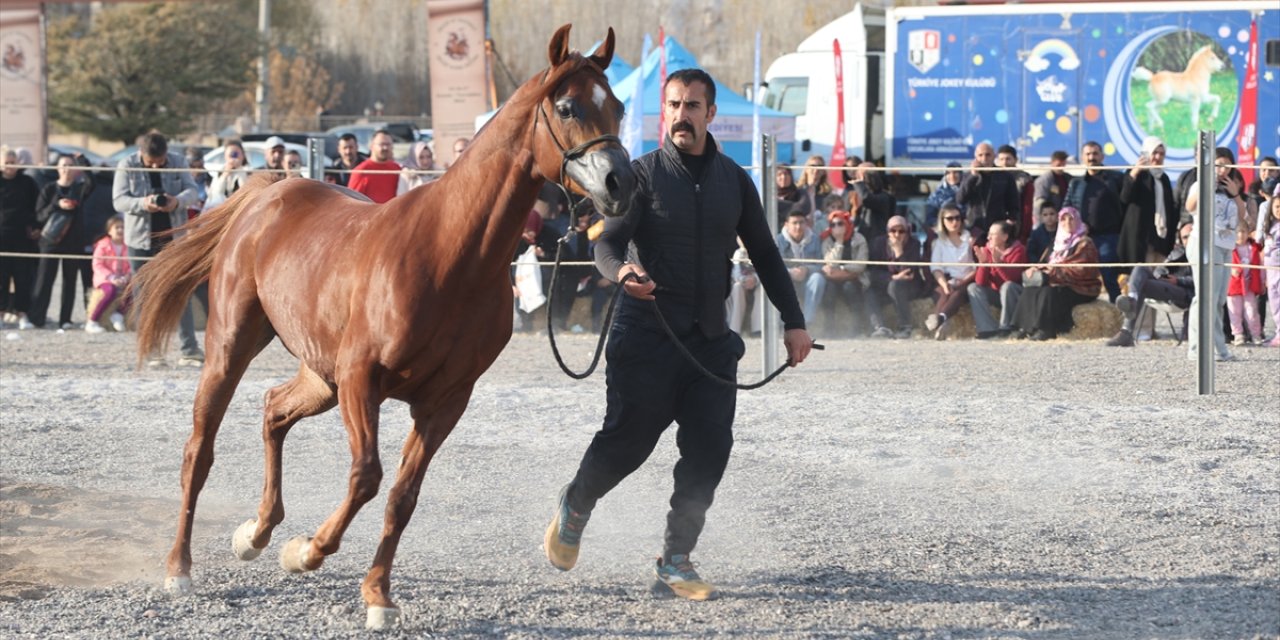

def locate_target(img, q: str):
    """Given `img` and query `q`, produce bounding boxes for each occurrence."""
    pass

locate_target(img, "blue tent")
[611,36,795,167]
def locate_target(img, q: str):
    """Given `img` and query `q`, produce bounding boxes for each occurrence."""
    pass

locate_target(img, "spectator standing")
[819,210,869,336]
[1119,137,1178,266]
[326,133,367,187]
[262,136,287,175]
[924,202,976,340]
[113,130,203,366]
[283,150,304,179]
[185,148,209,217]
[956,141,1020,244]
[1064,141,1124,301]
[795,155,832,219]
[855,166,897,248]
[1012,206,1101,340]
[967,220,1026,339]
[777,207,825,325]
[348,130,401,204]
[996,144,1034,241]
[924,161,964,229]
[397,142,439,195]
[1107,222,1196,347]
[543,69,810,601]
[867,215,927,339]
[205,141,249,211]
[1227,226,1264,345]
[774,166,809,227]
[726,244,762,336]
[1184,150,1242,361]
[29,154,93,328]
[85,216,130,333]
[0,145,41,329]
[840,156,868,212]
[1261,194,1280,346]
[1032,150,1070,217]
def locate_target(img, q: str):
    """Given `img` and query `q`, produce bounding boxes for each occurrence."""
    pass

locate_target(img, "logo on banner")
[0,31,34,80]
[908,30,941,74]
[1035,75,1067,103]
[434,17,480,69]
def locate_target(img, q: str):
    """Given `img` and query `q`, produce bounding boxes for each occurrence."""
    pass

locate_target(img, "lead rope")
[544,236,822,389]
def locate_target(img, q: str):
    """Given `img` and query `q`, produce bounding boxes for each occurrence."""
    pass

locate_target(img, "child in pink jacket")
[1227,226,1264,345]
[87,216,130,333]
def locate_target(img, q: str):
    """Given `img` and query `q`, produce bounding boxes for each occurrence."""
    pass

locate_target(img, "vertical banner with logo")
[829,38,847,191]
[427,0,487,167]
[0,4,46,164]
[1237,16,1258,186]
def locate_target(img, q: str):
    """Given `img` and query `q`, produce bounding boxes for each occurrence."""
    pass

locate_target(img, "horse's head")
[534,25,636,217]
[1190,45,1225,74]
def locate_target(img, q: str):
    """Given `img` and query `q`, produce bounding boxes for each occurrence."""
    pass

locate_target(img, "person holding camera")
[28,154,94,329]
[1183,147,1244,362]
[112,130,201,365]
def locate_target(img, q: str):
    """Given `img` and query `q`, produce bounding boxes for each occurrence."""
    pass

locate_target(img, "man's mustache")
[670,121,695,135]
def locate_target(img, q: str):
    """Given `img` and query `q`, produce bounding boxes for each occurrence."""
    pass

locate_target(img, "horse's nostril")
[605,172,619,194]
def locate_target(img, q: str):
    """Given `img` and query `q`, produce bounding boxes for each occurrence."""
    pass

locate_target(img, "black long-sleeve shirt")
[595,133,805,338]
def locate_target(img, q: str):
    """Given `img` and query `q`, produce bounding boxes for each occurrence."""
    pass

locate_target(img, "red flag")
[830,38,847,191]
[658,26,667,143]
[1237,17,1259,186]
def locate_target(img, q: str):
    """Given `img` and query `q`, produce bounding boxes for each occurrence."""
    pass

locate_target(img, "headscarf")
[1050,206,1089,263]
[1141,136,1165,179]
[821,210,853,242]
[402,142,429,170]
[886,215,910,248]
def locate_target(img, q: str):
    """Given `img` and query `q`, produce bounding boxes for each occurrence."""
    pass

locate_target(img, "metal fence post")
[307,137,326,181]
[1196,130,1215,395]
[761,134,780,376]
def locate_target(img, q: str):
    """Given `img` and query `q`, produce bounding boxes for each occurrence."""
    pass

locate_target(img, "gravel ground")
[1,327,1277,639]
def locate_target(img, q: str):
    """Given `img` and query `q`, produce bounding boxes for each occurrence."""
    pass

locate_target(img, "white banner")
[0,5,46,163]
[427,0,487,167]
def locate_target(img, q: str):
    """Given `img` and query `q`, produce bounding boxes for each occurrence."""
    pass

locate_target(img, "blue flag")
[621,34,652,160]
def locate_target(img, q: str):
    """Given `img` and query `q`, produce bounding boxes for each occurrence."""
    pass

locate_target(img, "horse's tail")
[130,173,281,366]
[1131,67,1152,83]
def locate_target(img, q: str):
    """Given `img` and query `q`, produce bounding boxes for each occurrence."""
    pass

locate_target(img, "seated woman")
[925,202,975,340]
[1012,206,1101,340]
[819,210,870,336]
[867,215,928,339]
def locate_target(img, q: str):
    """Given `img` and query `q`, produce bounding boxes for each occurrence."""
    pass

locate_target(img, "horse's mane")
[1186,45,1217,71]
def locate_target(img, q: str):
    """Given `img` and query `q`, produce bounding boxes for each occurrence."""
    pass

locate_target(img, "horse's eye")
[555,101,574,119]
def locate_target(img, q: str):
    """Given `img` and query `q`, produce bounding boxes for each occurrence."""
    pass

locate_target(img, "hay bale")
[1066,300,1122,339]
[84,288,125,331]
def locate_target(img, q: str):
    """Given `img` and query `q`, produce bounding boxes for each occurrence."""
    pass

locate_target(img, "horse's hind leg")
[279,367,383,575]
[360,387,473,630]
[165,305,273,594]
[232,364,336,561]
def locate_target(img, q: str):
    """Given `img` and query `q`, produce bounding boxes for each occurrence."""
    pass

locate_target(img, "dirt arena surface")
[1,328,1277,639]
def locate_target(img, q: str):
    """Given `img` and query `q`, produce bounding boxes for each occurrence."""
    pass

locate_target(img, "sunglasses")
[888,228,907,234]
[943,216,961,222]
[831,221,846,227]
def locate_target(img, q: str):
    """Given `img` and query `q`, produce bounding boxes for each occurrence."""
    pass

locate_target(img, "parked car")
[238,131,339,161]
[105,143,212,168]
[325,122,418,152]
[203,140,329,175]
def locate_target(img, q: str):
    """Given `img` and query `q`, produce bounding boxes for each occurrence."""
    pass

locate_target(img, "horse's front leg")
[361,386,473,630]
[279,370,383,575]
[1205,92,1222,123]
[1189,95,1202,129]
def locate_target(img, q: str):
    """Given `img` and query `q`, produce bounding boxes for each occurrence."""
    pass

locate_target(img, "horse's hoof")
[164,576,192,596]
[232,518,264,561]
[279,535,314,573]
[366,606,401,630]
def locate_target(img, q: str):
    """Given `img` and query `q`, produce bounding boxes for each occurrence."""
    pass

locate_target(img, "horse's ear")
[548,24,572,67]
[589,27,615,71]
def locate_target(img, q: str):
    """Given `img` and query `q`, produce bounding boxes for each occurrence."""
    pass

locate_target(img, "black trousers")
[567,321,745,559]
[29,251,91,327]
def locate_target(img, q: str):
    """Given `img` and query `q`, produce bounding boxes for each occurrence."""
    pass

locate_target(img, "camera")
[151,190,170,208]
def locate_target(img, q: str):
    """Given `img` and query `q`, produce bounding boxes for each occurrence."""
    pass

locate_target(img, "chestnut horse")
[131,25,633,629]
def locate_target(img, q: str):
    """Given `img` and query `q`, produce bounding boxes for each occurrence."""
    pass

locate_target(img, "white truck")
[761,4,886,165]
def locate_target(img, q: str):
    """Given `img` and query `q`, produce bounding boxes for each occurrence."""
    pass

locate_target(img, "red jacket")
[348,159,401,204]
[975,241,1027,290]
[1228,240,1263,296]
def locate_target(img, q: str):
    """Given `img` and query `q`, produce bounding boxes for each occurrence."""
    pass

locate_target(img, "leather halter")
[535,64,623,209]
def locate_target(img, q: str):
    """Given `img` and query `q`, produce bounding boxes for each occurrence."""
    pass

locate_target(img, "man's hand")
[783,328,813,366]
[618,263,655,300]
[789,266,807,282]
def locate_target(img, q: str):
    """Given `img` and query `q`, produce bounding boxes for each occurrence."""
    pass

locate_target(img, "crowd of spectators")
[2,132,1278,356]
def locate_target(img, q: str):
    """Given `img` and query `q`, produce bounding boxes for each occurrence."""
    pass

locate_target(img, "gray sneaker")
[653,554,717,601]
